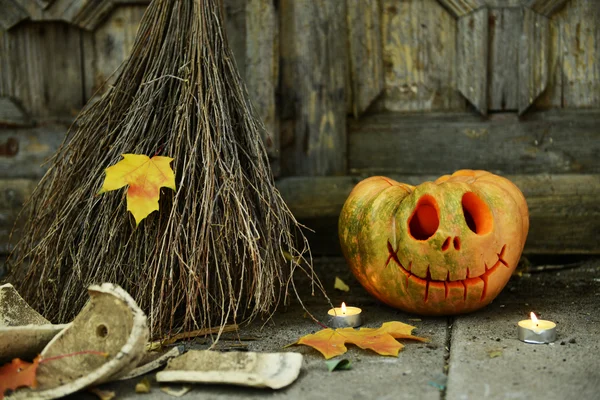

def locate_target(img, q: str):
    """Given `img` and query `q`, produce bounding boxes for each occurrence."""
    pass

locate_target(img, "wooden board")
[346,0,384,117]
[558,0,600,107]
[0,98,30,127]
[245,0,280,175]
[276,173,600,255]
[457,7,488,115]
[488,8,522,111]
[0,178,37,254]
[349,110,600,175]
[0,124,67,179]
[279,0,347,176]
[82,5,147,100]
[519,8,550,114]
[0,22,84,119]
[380,0,463,112]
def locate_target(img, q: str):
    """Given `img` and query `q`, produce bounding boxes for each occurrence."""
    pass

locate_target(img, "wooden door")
[1,0,599,262]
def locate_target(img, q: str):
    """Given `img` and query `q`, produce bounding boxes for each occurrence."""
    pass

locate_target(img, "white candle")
[327,302,362,328]
[517,312,556,344]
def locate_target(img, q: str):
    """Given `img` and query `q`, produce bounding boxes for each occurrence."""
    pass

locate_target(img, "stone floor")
[60,257,600,399]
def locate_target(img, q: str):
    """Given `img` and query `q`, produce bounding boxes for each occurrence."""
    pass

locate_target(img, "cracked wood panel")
[457,7,488,115]
[559,0,600,107]
[276,173,600,255]
[0,22,84,119]
[81,5,147,100]
[0,0,28,30]
[10,0,149,30]
[346,0,384,117]
[279,0,347,176]
[519,8,549,114]
[349,111,600,175]
[245,0,280,175]
[525,0,571,15]
[535,0,599,108]
[380,0,464,112]
[488,8,522,111]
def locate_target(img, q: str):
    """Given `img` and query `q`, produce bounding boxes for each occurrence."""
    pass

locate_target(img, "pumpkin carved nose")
[442,236,461,251]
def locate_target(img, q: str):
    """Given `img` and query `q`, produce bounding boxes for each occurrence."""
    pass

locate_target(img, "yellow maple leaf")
[292,321,428,359]
[99,154,176,225]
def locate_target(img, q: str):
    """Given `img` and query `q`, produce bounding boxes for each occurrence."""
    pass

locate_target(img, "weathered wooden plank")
[82,5,147,100]
[436,0,482,18]
[488,8,522,111]
[558,0,600,107]
[0,22,84,119]
[457,8,488,115]
[276,173,600,254]
[525,0,571,16]
[346,0,384,117]
[0,98,30,127]
[533,16,562,108]
[14,0,149,30]
[519,8,550,114]
[279,0,347,176]
[381,0,463,112]
[0,0,28,30]
[348,111,600,175]
[0,125,67,179]
[246,0,280,175]
[224,0,247,81]
[0,179,37,254]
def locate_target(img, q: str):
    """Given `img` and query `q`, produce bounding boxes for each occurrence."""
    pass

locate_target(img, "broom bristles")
[7,0,327,338]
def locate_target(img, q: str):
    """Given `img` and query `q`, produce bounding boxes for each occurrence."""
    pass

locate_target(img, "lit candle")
[517,312,557,344]
[327,302,362,328]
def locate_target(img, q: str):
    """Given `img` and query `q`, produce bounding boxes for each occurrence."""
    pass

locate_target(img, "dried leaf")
[294,321,428,359]
[99,154,176,225]
[489,350,503,359]
[135,377,151,393]
[324,358,352,372]
[334,277,350,292]
[0,356,40,399]
[89,387,116,400]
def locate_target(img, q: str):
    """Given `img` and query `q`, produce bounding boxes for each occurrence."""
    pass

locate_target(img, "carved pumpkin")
[339,170,529,315]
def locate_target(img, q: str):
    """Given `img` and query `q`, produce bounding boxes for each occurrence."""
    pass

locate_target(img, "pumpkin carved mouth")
[386,241,510,302]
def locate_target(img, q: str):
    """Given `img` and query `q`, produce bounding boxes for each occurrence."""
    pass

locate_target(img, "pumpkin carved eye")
[408,195,439,240]
[461,192,493,235]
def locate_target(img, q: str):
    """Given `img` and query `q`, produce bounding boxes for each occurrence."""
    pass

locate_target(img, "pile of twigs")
[8,0,324,337]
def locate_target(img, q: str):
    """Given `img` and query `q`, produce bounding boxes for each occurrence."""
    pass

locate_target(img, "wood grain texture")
[13,0,149,30]
[246,0,280,175]
[436,0,482,18]
[488,8,522,111]
[0,22,84,119]
[525,0,571,16]
[82,5,146,100]
[380,0,463,112]
[0,178,37,254]
[224,0,246,81]
[279,0,347,176]
[558,0,600,107]
[0,124,67,179]
[533,16,562,108]
[457,7,488,115]
[0,0,28,30]
[346,0,384,117]
[0,98,30,127]
[348,110,600,175]
[519,8,550,114]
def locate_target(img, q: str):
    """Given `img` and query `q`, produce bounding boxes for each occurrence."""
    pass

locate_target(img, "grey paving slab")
[85,258,449,400]
[446,260,600,400]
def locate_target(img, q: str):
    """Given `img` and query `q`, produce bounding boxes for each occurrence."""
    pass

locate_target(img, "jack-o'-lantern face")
[339,170,529,315]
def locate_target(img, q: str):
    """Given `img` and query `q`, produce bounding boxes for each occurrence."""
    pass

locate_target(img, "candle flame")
[341,302,347,315]
[530,312,538,324]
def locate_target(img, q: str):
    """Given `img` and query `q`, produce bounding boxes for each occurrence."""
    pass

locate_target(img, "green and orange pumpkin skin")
[339,170,529,315]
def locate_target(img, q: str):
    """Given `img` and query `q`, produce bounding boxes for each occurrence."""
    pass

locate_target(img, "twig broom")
[7,0,326,337]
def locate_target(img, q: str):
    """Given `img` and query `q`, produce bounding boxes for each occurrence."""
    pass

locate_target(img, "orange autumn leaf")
[99,154,176,225]
[294,321,428,359]
[0,356,40,399]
